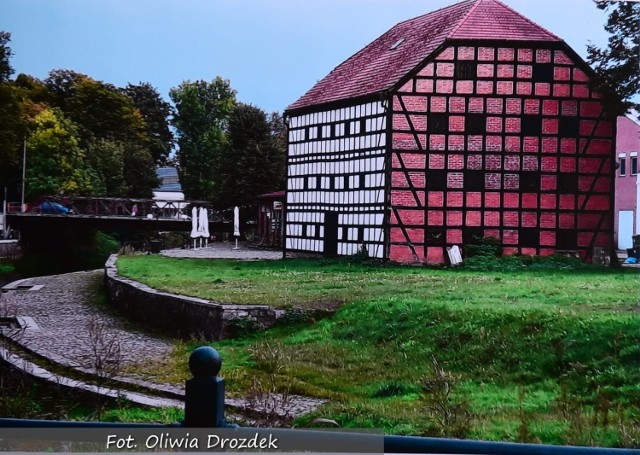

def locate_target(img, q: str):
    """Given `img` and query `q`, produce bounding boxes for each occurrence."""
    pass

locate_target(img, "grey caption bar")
[0,428,383,453]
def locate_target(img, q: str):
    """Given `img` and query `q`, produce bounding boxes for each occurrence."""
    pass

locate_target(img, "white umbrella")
[233,206,240,250]
[200,207,210,248]
[190,206,199,249]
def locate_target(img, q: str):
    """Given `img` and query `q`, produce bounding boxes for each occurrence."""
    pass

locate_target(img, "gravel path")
[160,242,282,260]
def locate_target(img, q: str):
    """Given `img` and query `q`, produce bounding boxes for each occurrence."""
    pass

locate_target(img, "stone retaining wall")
[104,255,285,340]
[0,239,20,259]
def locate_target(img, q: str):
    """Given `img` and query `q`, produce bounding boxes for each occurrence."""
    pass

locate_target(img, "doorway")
[323,212,338,257]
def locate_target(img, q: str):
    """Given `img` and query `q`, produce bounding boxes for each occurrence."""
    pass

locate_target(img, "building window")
[632,155,638,175]
[559,117,579,138]
[430,114,448,133]
[456,61,476,79]
[521,115,542,136]
[426,170,447,190]
[426,228,446,245]
[557,174,578,193]
[619,157,626,176]
[532,64,554,82]
[466,114,486,135]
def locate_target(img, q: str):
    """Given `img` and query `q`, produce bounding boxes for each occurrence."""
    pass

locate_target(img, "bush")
[464,235,502,258]
[159,232,186,249]
[462,255,526,271]
[461,253,597,273]
[226,316,262,338]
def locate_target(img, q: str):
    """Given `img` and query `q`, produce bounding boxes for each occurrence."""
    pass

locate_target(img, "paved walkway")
[2,270,174,383]
[161,241,282,260]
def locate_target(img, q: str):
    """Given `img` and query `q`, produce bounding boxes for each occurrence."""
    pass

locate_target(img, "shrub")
[464,235,502,258]
[227,316,262,338]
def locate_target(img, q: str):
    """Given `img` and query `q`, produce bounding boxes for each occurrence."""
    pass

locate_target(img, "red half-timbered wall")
[388,42,614,264]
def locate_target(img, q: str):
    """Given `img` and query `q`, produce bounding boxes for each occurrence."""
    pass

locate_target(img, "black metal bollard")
[184,346,236,428]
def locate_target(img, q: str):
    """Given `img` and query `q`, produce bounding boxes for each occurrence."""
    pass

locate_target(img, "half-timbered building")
[284,0,615,263]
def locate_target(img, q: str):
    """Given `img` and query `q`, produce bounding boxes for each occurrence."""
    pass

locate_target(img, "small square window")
[465,171,484,191]
[426,170,447,190]
[533,64,554,82]
[426,228,446,245]
[463,228,485,247]
[557,229,577,249]
[456,61,476,79]
[521,116,542,136]
[466,114,486,135]
[430,114,448,133]
[559,117,579,138]
[558,174,578,193]
[519,228,539,248]
[520,172,541,192]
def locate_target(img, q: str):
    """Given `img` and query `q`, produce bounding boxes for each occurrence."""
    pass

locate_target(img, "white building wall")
[286,101,387,258]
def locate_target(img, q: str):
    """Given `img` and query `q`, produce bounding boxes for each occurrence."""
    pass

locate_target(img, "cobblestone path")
[2,270,174,383]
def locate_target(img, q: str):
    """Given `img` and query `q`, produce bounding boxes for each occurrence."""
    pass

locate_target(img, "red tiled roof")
[287,0,561,112]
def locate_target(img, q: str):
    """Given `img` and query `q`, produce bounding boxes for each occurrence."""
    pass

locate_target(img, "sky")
[1,0,612,114]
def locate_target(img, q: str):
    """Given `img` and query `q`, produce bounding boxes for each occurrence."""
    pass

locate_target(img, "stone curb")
[0,346,183,409]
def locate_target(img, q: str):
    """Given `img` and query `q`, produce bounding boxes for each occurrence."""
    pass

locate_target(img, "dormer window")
[390,38,405,50]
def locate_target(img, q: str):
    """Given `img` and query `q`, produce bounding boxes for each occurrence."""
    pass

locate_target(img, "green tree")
[122,82,174,165]
[0,31,14,83]
[25,108,94,198]
[216,103,286,208]
[85,139,126,196]
[587,1,640,114]
[122,144,158,198]
[45,69,148,147]
[170,77,236,201]
[0,32,27,199]
[14,73,54,106]
[269,111,287,154]
[45,70,159,197]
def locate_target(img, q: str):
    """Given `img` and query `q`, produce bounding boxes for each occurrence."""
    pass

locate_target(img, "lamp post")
[20,137,26,213]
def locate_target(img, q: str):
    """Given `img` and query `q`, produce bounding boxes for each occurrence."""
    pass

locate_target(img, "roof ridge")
[447,0,483,39]
[477,0,562,41]
[395,0,475,27]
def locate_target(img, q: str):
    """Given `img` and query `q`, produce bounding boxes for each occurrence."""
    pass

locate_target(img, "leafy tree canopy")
[216,103,286,209]
[0,31,14,83]
[26,107,94,198]
[46,70,147,146]
[0,32,26,197]
[123,82,174,165]
[587,0,640,114]
[170,77,236,201]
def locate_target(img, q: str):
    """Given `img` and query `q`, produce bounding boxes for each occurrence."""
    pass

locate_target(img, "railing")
[0,347,637,454]
[6,197,235,222]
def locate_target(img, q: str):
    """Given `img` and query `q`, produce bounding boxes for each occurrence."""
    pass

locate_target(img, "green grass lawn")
[116,255,640,447]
